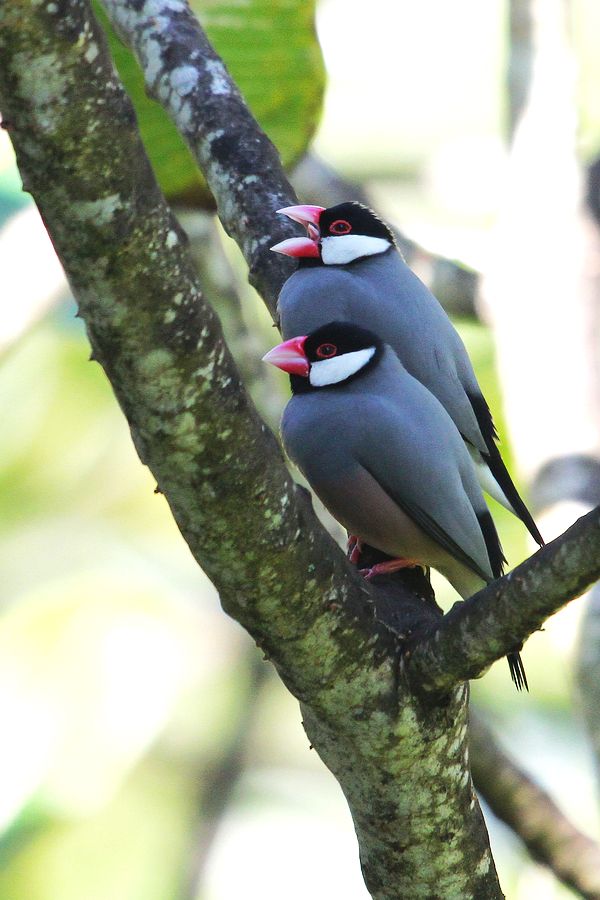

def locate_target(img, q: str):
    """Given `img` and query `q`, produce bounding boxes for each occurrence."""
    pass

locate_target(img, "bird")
[263,321,527,690]
[271,201,543,548]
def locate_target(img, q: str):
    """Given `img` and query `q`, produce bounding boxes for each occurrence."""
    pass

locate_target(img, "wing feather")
[366,472,492,584]
[466,391,544,547]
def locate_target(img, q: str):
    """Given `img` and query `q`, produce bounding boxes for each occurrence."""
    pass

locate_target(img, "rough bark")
[408,507,600,694]
[1,0,599,896]
[101,0,297,315]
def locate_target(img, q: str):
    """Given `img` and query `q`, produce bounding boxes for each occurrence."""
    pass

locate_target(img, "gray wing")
[353,253,489,454]
[358,255,543,545]
[281,372,497,583]
[354,379,497,582]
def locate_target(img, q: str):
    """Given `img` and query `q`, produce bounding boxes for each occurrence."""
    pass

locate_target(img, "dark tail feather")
[466,391,544,547]
[483,443,545,548]
[476,507,506,579]
[508,650,529,692]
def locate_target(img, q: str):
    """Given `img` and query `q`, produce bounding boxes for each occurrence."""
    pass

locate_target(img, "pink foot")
[359,557,420,581]
[347,534,364,564]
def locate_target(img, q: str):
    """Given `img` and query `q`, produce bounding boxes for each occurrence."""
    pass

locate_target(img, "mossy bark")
[2,0,599,896]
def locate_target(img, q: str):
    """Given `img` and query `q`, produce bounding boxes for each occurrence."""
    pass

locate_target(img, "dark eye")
[329,219,351,235]
[316,343,337,359]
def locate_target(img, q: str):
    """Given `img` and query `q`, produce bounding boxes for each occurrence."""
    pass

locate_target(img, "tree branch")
[471,713,600,900]
[0,2,504,895]
[407,507,600,694]
[3,0,599,895]
[101,0,297,313]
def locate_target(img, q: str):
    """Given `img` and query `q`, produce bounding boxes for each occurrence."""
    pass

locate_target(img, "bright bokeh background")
[1,1,599,897]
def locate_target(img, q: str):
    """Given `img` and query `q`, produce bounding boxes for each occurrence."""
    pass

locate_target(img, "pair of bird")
[262,202,543,690]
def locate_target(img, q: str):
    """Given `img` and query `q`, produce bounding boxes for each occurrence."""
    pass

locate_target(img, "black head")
[318,202,396,244]
[273,201,396,267]
[303,321,383,361]
[291,321,384,393]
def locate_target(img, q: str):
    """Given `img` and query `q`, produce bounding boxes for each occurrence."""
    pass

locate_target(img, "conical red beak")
[262,336,309,376]
[272,205,324,257]
[270,236,320,258]
[277,205,325,227]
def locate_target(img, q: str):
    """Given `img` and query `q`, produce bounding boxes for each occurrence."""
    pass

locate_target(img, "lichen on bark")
[3,0,600,897]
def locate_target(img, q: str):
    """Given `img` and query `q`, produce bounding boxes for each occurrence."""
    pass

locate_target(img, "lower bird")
[263,321,527,690]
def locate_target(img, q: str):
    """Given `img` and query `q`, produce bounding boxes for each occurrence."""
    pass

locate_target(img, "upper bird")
[263,321,527,690]
[272,201,543,547]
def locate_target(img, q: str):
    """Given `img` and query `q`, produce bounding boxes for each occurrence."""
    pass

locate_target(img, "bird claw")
[359,558,420,581]
[347,534,363,564]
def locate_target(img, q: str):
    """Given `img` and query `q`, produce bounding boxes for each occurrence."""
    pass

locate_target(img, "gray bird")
[272,201,543,547]
[263,321,527,690]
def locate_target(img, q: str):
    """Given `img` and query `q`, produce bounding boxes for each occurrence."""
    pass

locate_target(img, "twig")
[407,507,600,694]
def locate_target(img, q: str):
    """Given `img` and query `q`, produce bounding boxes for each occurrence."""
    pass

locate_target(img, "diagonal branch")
[98,0,600,692]
[0,3,502,896]
[101,0,297,313]
[3,0,600,896]
[407,507,600,694]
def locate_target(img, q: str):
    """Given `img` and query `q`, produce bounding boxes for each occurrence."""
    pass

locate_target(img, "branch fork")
[2,0,600,895]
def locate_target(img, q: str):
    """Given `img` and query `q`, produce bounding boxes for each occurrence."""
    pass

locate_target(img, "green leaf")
[93,0,325,203]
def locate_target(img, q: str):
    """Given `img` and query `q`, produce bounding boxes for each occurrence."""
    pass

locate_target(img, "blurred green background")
[1,0,599,897]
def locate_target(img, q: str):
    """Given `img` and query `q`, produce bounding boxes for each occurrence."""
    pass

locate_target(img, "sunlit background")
[1,0,599,897]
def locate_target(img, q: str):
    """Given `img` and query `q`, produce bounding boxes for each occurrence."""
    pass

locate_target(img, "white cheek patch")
[320,234,391,265]
[309,347,376,386]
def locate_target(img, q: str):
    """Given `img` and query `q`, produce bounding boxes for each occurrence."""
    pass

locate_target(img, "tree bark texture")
[1,1,599,896]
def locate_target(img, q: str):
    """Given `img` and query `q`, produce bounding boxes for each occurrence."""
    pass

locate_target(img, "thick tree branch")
[471,713,600,900]
[4,1,599,896]
[101,0,297,313]
[0,2,504,896]
[408,507,600,694]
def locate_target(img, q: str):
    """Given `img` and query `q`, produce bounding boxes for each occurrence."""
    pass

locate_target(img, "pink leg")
[359,557,421,581]
[347,534,364,564]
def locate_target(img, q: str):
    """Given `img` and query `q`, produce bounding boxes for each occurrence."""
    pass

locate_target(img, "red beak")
[270,236,320,258]
[262,336,309,376]
[271,205,324,258]
[277,205,324,227]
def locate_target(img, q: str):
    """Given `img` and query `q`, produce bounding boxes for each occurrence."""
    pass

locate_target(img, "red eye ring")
[329,219,352,235]
[316,342,337,359]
